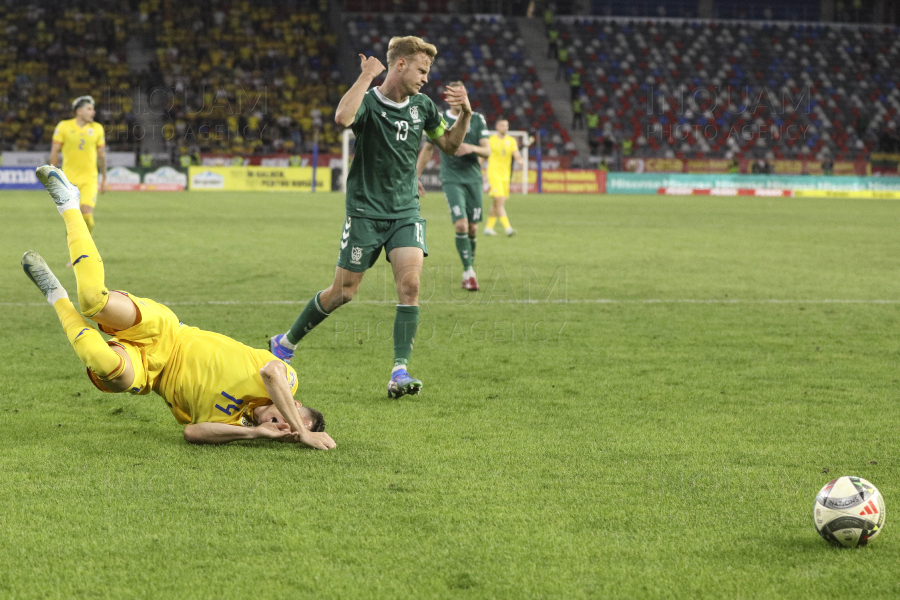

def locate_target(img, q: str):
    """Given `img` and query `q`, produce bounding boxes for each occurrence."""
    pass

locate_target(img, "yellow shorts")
[73,179,98,208]
[88,292,183,395]
[488,176,510,198]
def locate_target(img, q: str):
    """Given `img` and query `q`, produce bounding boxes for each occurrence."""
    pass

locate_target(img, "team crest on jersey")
[240,413,254,428]
[287,369,297,389]
[87,128,94,136]
[410,106,420,123]
[350,247,363,264]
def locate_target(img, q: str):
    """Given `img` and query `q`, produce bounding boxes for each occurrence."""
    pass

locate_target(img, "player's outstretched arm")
[260,361,336,450]
[416,141,434,176]
[98,146,107,194]
[457,138,491,158]
[183,422,293,444]
[416,142,435,197]
[513,140,525,167]
[432,85,472,156]
[49,142,62,168]
[335,55,386,128]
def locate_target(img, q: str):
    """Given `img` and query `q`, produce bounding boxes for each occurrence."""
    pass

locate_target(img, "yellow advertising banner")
[541,170,606,193]
[188,166,331,192]
[794,189,900,199]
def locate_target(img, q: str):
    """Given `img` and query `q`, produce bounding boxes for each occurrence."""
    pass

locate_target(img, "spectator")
[751,158,771,174]
[556,47,569,81]
[569,70,581,101]
[571,97,584,130]
[547,26,559,60]
[588,129,601,156]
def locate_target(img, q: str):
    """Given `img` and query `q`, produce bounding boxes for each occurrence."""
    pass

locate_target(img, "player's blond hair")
[387,36,437,68]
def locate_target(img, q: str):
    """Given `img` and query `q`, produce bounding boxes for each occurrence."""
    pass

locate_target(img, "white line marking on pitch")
[4,299,900,307]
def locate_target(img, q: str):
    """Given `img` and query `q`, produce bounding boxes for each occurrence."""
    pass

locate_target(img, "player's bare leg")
[387,247,424,398]
[29,166,136,392]
[270,267,365,364]
[320,267,366,311]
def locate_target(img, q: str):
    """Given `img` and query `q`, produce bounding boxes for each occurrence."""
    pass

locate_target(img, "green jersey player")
[416,81,491,291]
[269,36,473,399]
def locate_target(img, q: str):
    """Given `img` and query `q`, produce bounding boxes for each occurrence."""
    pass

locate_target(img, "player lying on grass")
[22,166,336,450]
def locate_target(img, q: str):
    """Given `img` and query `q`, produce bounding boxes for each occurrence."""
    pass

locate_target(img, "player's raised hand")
[359,54,386,78]
[444,84,472,114]
[294,430,337,450]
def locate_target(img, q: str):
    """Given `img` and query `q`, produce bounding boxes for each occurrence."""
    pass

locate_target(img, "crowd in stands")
[0,1,141,152]
[150,0,343,157]
[5,0,897,169]
[549,17,897,162]
[341,1,537,16]
[1,0,344,158]
[344,13,571,157]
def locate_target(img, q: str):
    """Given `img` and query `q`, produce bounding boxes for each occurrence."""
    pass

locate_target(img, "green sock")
[287,291,330,344]
[393,305,419,368]
[455,234,473,269]
[469,236,476,260]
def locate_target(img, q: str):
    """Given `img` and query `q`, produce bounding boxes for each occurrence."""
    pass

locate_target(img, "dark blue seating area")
[557,17,897,161]
[344,14,569,156]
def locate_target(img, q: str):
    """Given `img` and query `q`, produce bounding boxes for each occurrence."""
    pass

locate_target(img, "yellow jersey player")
[50,96,107,237]
[484,118,524,236]
[22,165,336,449]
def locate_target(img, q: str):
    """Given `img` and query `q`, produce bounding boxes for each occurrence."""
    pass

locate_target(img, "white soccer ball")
[813,476,885,547]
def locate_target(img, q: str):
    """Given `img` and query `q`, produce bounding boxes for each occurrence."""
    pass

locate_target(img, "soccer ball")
[813,476,885,547]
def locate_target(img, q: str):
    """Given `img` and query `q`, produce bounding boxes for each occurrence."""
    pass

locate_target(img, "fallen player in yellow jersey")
[23,166,336,450]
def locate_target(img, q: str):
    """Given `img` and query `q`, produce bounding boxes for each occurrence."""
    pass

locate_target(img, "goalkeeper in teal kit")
[269,36,473,398]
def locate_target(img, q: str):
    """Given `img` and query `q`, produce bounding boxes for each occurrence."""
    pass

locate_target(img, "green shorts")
[336,216,428,273]
[443,181,483,223]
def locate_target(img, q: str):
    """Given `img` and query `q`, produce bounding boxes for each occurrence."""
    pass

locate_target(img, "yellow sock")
[486,216,497,229]
[499,216,512,229]
[83,212,95,233]
[54,298,125,380]
[62,209,109,317]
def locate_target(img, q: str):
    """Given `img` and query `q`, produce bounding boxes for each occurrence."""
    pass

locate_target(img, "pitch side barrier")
[605,173,900,198]
[187,166,331,192]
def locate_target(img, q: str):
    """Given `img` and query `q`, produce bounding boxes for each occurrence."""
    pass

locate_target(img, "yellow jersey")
[91,293,299,427]
[154,327,300,426]
[487,134,518,179]
[52,118,105,184]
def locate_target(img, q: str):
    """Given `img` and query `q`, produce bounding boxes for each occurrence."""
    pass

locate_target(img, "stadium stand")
[554,17,895,161]
[0,2,140,152]
[151,0,345,156]
[343,13,572,157]
[587,0,821,21]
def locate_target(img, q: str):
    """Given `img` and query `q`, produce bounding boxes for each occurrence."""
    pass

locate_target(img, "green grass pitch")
[1,189,898,599]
